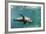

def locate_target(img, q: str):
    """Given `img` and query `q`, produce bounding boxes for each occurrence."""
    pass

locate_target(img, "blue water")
[11,6,41,28]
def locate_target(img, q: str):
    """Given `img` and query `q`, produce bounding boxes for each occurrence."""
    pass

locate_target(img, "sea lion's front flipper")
[24,22,26,24]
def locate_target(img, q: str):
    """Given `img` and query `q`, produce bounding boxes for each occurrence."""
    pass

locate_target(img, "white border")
[8,3,43,32]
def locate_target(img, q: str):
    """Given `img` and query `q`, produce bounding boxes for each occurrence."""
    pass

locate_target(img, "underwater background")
[11,5,41,28]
